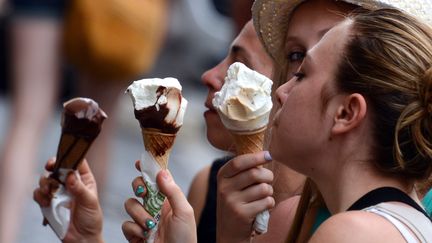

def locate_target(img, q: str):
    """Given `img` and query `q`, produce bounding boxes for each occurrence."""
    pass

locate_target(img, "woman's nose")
[201,61,227,91]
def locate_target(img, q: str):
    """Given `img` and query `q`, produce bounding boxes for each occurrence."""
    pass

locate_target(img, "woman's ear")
[331,93,367,135]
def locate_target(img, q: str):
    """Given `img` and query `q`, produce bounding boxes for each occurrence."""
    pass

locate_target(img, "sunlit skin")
[202,21,273,151]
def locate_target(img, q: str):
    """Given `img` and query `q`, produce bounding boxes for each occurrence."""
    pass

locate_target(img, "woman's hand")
[216,151,275,243]
[122,161,197,243]
[33,158,104,243]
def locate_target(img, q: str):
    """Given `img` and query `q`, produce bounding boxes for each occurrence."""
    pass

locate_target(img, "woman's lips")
[204,100,216,111]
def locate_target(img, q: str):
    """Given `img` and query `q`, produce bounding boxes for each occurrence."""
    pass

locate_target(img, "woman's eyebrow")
[231,45,252,65]
[232,45,250,57]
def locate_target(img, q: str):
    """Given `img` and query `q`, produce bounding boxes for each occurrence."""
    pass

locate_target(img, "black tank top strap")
[197,156,233,243]
[347,187,431,221]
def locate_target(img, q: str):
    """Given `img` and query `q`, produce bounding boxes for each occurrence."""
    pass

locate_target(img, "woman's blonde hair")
[337,9,432,181]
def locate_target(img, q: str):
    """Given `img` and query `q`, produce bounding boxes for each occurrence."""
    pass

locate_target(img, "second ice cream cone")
[142,128,176,169]
[231,126,267,155]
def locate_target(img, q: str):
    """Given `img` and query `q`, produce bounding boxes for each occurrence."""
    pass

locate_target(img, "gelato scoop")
[44,97,107,239]
[213,62,273,132]
[213,62,273,234]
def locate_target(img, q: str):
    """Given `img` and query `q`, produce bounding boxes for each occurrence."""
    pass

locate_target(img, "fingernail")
[143,230,149,237]
[135,185,145,196]
[145,219,156,230]
[160,170,170,181]
[264,151,272,161]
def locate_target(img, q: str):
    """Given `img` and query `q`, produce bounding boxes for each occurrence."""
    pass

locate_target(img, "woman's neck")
[313,156,410,214]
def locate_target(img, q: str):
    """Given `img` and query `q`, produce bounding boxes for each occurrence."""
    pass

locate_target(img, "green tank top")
[311,189,432,235]
[422,189,432,216]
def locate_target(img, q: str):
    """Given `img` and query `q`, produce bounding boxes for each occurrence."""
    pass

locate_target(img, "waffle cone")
[142,128,176,169]
[53,133,92,173]
[231,126,267,155]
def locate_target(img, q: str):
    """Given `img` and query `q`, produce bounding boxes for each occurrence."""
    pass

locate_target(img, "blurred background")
[0,0,253,242]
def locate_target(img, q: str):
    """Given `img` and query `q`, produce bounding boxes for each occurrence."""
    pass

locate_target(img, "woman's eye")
[288,52,305,62]
[293,72,305,81]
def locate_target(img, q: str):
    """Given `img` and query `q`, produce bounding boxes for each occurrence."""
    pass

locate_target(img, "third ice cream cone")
[142,128,176,169]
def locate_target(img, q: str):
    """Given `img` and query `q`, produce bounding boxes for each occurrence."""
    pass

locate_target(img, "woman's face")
[284,0,355,78]
[269,21,351,174]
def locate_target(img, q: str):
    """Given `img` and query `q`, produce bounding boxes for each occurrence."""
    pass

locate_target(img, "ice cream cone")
[231,126,267,155]
[142,128,176,169]
[52,134,92,179]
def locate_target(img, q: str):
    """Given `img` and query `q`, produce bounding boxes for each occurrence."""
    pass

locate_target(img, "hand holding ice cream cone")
[42,97,107,239]
[213,62,273,234]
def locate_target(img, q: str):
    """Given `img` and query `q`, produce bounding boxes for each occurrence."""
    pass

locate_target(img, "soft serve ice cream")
[213,62,272,132]
[127,77,187,134]
[213,62,273,234]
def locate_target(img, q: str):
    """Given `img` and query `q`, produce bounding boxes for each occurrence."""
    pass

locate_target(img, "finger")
[122,221,146,241]
[38,176,51,193]
[131,177,146,197]
[124,198,156,230]
[156,170,194,219]
[38,176,60,196]
[33,189,51,207]
[235,183,273,203]
[76,159,92,175]
[219,151,272,178]
[45,157,56,171]
[227,167,274,191]
[65,171,98,207]
[135,160,141,172]
[242,196,275,216]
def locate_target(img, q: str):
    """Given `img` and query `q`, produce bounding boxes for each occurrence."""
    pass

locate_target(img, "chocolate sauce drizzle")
[134,86,181,134]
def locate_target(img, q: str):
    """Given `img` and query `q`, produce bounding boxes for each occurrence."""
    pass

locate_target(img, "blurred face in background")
[202,21,272,151]
[283,0,356,78]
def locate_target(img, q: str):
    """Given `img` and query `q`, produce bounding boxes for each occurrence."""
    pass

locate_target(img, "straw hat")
[252,0,432,61]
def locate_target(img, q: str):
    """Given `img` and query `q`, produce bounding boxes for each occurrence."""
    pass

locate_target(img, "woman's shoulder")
[254,196,300,243]
[308,210,406,243]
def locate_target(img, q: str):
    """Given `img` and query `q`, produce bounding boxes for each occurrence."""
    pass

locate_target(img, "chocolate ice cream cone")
[142,128,176,169]
[54,134,92,171]
[50,97,107,181]
[231,126,267,155]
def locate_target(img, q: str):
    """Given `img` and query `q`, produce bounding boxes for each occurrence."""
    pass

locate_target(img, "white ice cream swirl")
[126,78,188,130]
[213,62,273,131]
